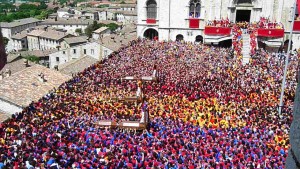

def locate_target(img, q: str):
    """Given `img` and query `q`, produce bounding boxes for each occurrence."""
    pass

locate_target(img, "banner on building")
[189,19,200,28]
[257,29,284,37]
[204,27,231,36]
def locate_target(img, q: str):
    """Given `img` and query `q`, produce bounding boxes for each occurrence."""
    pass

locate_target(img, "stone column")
[285,70,300,169]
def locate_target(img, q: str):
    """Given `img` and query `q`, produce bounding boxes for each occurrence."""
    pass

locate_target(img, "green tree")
[58,0,68,5]
[23,55,39,63]
[39,1,48,10]
[19,4,38,11]
[35,10,49,20]
[85,21,119,37]
[75,28,82,35]
[106,23,119,32]
[85,22,100,37]
[29,10,37,17]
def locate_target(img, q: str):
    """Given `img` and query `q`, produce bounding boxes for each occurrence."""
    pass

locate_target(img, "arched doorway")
[195,35,203,43]
[144,28,158,40]
[219,39,232,48]
[176,34,184,41]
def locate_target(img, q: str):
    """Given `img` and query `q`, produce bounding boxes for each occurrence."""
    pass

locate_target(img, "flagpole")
[278,1,297,114]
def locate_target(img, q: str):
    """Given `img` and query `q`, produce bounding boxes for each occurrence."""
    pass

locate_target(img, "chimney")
[38,72,46,82]
[5,69,11,78]
[23,59,29,67]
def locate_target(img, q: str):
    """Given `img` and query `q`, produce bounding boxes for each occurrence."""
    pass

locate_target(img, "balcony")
[204,26,231,36]
[257,28,284,38]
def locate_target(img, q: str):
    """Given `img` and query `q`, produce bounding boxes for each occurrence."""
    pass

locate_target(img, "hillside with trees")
[0,2,53,22]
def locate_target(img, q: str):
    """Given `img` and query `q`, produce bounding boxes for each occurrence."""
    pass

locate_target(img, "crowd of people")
[206,18,231,27]
[232,25,243,60]
[256,17,284,29]
[0,39,298,168]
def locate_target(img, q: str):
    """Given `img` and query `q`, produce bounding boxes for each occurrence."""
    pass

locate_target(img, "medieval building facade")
[137,0,299,51]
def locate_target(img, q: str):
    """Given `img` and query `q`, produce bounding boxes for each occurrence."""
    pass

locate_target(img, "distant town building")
[108,4,136,11]
[58,55,98,76]
[74,8,99,20]
[92,27,111,40]
[98,10,116,20]
[27,28,71,51]
[61,36,88,49]
[49,41,101,68]
[0,65,70,114]
[49,31,136,69]
[0,18,40,38]
[116,11,137,24]
[11,31,28,51]
[40,19,94,35]
[57,8,72,18]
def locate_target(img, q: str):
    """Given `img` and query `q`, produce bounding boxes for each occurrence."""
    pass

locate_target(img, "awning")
[204,35,233,44]
[264,41,282,47]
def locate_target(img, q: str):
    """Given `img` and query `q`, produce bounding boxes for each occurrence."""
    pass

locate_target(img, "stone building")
[0,18,40,39]
[40,19,94,35]
[11,31,28,51]
[27,29,71,51]
[137,0,298,50]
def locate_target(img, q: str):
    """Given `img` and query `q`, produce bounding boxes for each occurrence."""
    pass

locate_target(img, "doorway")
[176,34,184,41]
[144,28,158,40]
[236,10,251,22]
[219,39,232,48]
[195,35,203,43]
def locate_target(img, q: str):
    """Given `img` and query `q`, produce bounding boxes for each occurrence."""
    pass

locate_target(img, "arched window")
[147,0,157,19]
[189,0,201,18]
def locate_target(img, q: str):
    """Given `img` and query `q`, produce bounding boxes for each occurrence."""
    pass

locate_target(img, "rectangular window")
[147,4,157,19]
[73,49,76,54]
[63,51,65,54]
[91,49,94,55]
[56,57,59,62]
[84,49,86,54]
[104,50,107,57]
